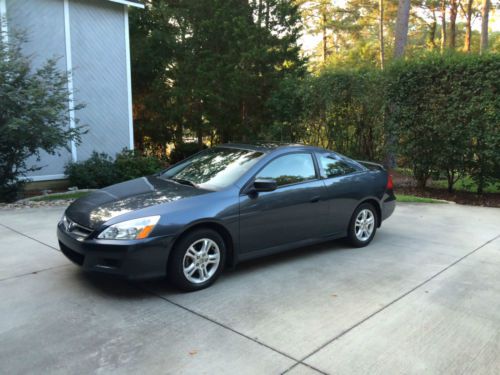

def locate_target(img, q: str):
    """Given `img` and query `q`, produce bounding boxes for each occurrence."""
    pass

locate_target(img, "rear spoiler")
[356,160,385,171]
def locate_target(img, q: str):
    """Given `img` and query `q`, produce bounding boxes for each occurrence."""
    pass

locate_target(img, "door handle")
[310,196,321,203]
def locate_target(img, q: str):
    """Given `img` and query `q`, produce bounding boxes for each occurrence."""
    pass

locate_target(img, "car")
[58,143,395,291]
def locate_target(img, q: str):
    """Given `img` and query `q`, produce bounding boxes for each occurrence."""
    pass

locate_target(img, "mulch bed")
[392,171,500,208]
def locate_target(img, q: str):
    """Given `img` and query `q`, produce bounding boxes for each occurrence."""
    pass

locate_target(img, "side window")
[319,154,357,178]
[256,153,316,187]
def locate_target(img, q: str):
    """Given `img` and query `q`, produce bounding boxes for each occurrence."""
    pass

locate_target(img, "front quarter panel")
[95,188,241,245]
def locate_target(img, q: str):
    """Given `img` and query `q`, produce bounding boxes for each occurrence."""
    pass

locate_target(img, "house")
[0,0,144,182]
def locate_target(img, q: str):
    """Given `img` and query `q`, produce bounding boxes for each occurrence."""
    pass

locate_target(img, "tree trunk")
[464,0,473,52]
[480,0,490,53]
[197,128,203,147]
[322,11,328,63]
[446,170,455,193]
[258,0,263,26]
[265,0,270,29]
[440,0,447,51]
[394,0,411,58]
[429,5,437,48]
[175,124,183,146]
[379,0,385,69]
[449,0,458,48]
[416,176,428,190]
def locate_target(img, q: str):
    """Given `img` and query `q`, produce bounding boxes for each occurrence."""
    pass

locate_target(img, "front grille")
[59,241,84,266]
[70,223,93,238]
[63,216,93,240]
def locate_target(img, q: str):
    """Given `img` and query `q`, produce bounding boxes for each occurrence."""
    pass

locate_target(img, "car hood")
[66,176,208,229]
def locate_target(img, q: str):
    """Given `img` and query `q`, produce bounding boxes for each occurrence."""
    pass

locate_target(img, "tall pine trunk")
[379,0,385,69]
[429,5,437,48]
[480,0,490,53]
[464,0,473,52]
[258,0,263,26]
[322,11,328,63]
[440,0,447,51]
[394,0,411,58]
[449,0,458,48]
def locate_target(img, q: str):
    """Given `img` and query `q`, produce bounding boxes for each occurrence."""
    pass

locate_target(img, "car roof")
[219,142,325,153]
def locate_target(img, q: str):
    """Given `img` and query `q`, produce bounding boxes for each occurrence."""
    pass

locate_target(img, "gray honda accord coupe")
[58,143,395,291]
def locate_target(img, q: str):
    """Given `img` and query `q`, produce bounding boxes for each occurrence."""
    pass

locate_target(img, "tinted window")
[162,148,264,190]
[256,153,316,186]
[319,155,357,178]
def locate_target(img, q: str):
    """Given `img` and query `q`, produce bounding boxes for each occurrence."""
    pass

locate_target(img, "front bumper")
[57,223,174,280]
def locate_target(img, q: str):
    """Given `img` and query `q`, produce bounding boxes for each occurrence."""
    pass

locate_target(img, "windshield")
[161,147,264,190]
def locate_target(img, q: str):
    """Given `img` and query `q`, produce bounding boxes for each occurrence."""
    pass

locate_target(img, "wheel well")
[359,199,382,227]
[169,222,235,268]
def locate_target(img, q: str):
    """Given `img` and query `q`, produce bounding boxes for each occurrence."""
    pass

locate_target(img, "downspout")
[0,0,8,44]
[63,0,78,162]
[124,5,134,150]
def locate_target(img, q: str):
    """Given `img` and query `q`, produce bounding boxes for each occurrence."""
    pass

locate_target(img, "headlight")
[60,214,70,230]
[97,216,161,240]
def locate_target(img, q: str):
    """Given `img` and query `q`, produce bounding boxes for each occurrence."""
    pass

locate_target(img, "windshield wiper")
[169,178,198,188]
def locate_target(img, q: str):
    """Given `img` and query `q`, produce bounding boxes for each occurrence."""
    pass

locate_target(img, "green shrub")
[0,29,84,202]
[299,68,385,161]
[65,150,167,189]
[386,53,500,192]
[114,149,166,181]
[65,152,117,189]
[169,143,205,164]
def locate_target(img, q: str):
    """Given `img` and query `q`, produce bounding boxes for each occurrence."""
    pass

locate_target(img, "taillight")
[387,175,394,190]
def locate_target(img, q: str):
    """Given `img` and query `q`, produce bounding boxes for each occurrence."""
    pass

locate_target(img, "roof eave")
[106,0,145,9]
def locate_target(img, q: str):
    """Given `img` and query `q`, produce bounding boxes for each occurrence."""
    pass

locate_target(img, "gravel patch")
[0,199,74,210]
[0,189,96,210]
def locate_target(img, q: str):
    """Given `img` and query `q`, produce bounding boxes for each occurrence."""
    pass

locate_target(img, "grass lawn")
[31,191,91,202]
[430,176,500,194]
[396,194,446,204]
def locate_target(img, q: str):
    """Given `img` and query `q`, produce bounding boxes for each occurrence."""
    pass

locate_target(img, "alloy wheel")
[354,209,375,241]
[182,238,221,284]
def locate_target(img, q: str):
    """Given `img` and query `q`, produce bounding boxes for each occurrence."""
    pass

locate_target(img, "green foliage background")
[386,53,500,192]
[129,0,499,193]
[0,30,84,201]
[130,0,305,152]
[65,150,167,189]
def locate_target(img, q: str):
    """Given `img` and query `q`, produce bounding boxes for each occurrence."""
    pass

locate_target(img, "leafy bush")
[114,149,166,181]
[169,143,205,164]
[0,29,84,202]
[386,53,500,192]
[65,150,167,189]
[294,68,386,161]
[65,152,117,189]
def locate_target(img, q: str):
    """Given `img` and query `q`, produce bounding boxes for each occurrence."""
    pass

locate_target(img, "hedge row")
[65,149,167,189]
[297,53,499,193]
[386,53,499,192]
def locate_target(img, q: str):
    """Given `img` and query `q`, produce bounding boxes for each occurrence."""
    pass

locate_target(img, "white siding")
[5,0,132,181]
[7,0,73,178]
[69,0,131,161]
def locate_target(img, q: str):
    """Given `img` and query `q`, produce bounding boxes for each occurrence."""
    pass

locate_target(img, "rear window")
[319,154,358,178]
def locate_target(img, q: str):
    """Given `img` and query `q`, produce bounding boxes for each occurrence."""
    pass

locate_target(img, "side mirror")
[253,178,277,193]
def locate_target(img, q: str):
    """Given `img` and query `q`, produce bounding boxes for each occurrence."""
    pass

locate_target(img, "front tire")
[168,228,226,292]
[348,203,378,247]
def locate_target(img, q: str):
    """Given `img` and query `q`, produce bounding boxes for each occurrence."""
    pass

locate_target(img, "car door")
[316,152,364,236]
[239,152,329,254]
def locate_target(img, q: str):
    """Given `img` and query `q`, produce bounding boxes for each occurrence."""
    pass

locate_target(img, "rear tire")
[168,228,226,292]
[348,203,378,247]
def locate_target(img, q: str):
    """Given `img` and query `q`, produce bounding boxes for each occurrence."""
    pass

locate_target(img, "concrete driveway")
[0,203,499,375]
